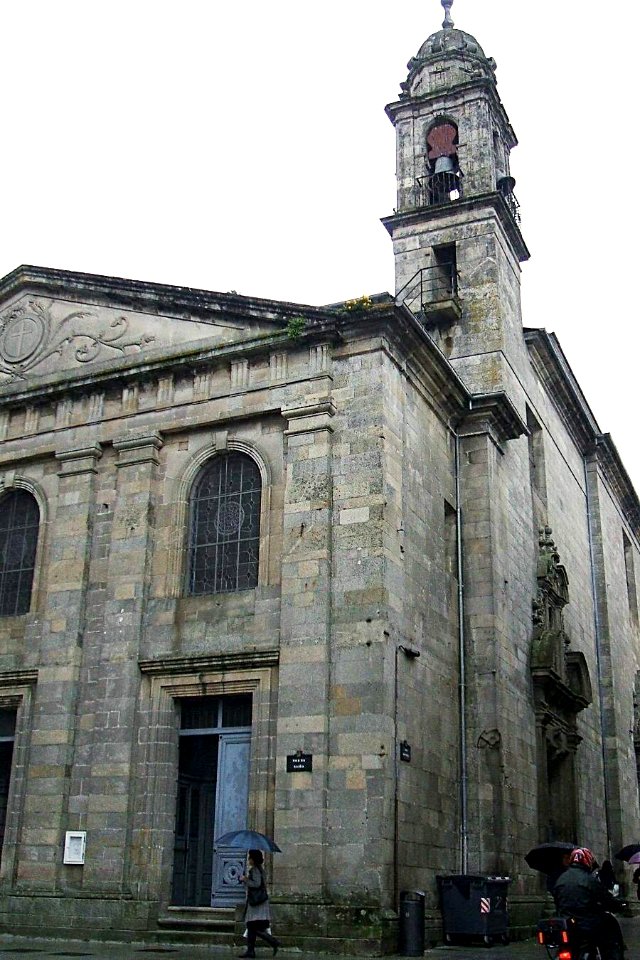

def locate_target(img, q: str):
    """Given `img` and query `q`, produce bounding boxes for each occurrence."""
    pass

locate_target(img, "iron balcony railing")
[415,172,463,208]
[497,176,521,224]
[412,173,522,225]
[396,262,461,327]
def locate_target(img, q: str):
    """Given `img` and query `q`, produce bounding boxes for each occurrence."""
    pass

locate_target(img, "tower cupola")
[387,0,523,226]
[402,2,496,100]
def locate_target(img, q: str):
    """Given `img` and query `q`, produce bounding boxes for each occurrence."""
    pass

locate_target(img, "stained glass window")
[0,489,39,617]
[187,453,261,595]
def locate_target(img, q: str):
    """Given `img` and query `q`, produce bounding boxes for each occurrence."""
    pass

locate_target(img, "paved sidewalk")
[0,919,638,960]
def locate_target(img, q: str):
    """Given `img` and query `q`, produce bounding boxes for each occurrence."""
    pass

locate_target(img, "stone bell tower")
[382,0,531,400]
[382,1,542,878]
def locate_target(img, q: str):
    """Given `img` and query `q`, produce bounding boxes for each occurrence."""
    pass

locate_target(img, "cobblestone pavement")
[0,919,638,960]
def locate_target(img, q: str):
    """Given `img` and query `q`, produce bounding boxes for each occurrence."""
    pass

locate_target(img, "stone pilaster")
[274,400,335,898]
[73,431,162,892]
[584,450,624,855]
[16,444,101,888]
[456,395,527,874]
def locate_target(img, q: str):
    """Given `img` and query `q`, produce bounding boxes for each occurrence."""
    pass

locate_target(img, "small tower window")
[433,244,458,298]
[426,121,462,205]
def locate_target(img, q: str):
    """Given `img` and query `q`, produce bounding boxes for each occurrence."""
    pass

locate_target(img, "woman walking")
[238,849,280,958]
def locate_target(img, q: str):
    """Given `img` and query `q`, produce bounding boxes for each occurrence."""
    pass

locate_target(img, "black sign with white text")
[286,753,313,772]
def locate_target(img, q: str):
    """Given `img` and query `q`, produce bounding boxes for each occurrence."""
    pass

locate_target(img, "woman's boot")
[256,929,280,956]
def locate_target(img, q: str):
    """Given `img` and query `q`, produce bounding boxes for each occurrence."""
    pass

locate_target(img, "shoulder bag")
[247,868,269,907]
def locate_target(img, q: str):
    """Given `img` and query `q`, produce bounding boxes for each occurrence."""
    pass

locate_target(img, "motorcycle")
[536,912,626,960]
[536,916,600,960]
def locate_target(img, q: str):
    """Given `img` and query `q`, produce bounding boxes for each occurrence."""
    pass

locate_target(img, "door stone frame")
[0,671,38,888]
[134,653,277,910]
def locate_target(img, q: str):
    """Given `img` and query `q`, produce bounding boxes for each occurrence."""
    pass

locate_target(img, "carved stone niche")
[531,527,592,717]
[531,528,593,844]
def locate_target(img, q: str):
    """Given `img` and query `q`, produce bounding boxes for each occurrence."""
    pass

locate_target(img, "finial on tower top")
[441,0,454,29]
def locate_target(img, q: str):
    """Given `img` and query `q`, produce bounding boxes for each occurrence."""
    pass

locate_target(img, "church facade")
[0,3,639,952]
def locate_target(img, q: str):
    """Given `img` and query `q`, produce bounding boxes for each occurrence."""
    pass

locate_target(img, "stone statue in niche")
[531,526,592,715]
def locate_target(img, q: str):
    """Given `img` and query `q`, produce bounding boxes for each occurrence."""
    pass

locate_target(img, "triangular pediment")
[0,266,294,386]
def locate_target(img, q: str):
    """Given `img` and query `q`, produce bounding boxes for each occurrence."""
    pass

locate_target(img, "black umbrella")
[214,829,282,853]
[525,842,576,874]
[614,844,640,862]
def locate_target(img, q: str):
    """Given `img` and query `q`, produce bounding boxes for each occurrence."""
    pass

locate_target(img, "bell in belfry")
[428,155,461,205]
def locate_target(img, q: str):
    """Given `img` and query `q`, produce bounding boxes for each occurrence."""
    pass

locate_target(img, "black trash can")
[436,875,510,945]
[398,890,425,956]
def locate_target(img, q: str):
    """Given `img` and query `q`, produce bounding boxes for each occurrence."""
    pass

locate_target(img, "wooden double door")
[172,697,251,908]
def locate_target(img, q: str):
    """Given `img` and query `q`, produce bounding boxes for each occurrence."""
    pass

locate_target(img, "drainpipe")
[583,451,613,853]
[394,641,399,908]
[455,431,469,874]
[394,642,421,908]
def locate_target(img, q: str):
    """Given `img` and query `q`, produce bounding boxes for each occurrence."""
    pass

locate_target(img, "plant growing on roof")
[286,316,306,339]
[345,295,373,312]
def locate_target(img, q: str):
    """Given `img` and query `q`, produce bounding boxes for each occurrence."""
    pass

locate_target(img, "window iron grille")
[180,695,252,731]
[188,452,261,596]
[0,490,39,617]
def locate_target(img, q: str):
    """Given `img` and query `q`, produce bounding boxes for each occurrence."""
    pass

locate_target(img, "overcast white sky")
[1,1,639,497]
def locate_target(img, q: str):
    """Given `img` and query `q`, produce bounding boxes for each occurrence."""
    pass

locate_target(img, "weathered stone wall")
[584,460,640,875]
[0,269,639,952]
[378,343,460,901]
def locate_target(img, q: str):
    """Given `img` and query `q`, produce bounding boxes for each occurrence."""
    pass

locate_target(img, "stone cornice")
[385,76,517,148]
[0,323,342,408]
[593,435,640,536]
[0,265,340,328]
[342,301,470,426]
[381,192,530,264]
[56,443,103,476]
[138,650,279,676]
[113,431,163,467]
[282,400,336,435]
[526,328,640,534]
[457,391,529,449]
[524,328,599,452]
[0,669,38,687]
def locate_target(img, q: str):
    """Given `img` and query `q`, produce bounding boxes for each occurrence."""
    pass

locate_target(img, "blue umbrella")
[214,829,282,853]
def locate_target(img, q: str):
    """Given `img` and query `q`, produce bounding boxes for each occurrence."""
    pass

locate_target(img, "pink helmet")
[570,847,596,871]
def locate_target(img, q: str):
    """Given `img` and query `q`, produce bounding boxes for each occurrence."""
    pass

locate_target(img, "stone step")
[155,907,236,941]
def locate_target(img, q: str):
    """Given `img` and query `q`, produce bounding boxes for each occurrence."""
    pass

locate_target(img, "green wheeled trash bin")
[398,890,425,956]
[436,875,510,946]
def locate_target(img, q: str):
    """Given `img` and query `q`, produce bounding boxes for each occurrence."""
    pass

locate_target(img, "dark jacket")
[553,864,619,919]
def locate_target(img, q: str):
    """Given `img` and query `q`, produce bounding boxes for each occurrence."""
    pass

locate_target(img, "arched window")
[0,489,39,617]
[187,452,261,596]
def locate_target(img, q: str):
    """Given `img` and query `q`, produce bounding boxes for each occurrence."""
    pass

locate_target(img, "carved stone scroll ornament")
[0,299,155,380]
